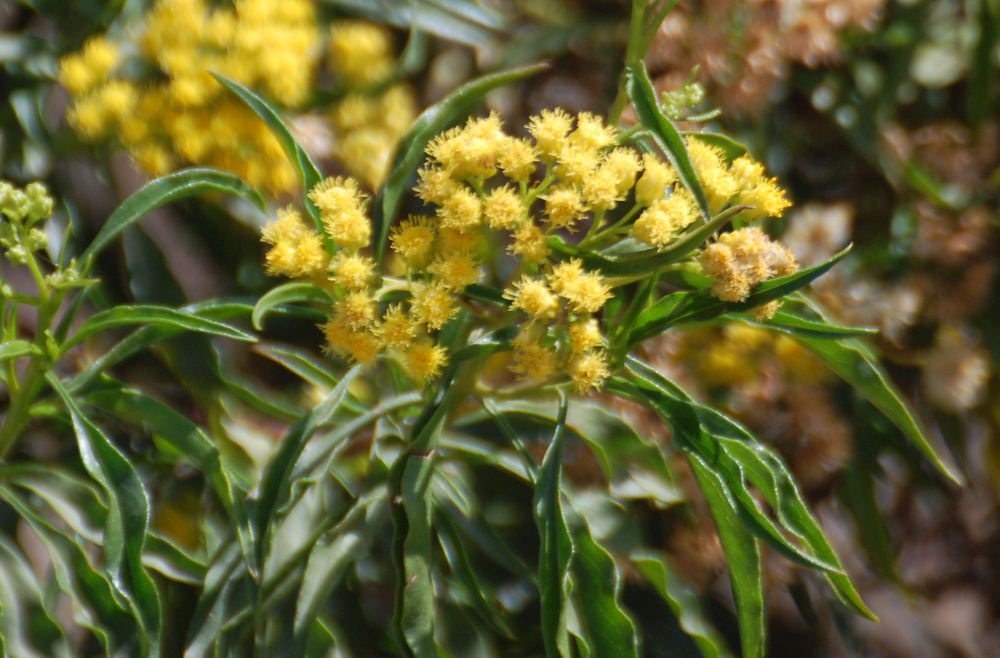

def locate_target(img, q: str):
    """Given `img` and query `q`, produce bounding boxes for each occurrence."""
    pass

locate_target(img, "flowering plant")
[0,1,963,657]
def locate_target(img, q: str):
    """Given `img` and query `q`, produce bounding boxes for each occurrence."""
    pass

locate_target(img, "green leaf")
[374,62,549,261]
[0,484,131,655]
[80,168,265,268]
[184,541,246,656]
[324,0,504,46]
[0,535,69,658]
[627,62,711,222]
[532,393,572,658]
[0,340,41,362]
[87,383,244,508]
[252,281,334,331]
[632,552,731,658]
[628,245,851,347]
[391,450,437,658]
[563,505,640,657]
[63,304,255,353]
[791,327,962,485]
[616,359,875,620]
[212,72,325,226]
[250,365,364,576]
[732,306,878,338]
[436,512,515,639]
[47,375,163,658]
[68,300,255,393]
[685,453,765,658]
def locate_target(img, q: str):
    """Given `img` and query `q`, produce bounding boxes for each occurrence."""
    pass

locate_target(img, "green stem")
[580,204,642,249]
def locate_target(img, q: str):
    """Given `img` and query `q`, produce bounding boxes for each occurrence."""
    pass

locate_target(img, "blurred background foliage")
[0,0,998,655]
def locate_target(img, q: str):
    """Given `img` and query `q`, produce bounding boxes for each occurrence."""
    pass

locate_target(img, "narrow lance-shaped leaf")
[632,551,732,658]
[63,304,255,354]
[532,392,572,658]
[249,365,364,576]
[212,73,325,226]
[81,168,265,269]
[374,62,549,261]
[251,281,334,330]
[563,505,640,657]
[686,453,765,658]
[789,298,962,484]
[627,62,711,222]
[48,374,165,657]
[628,245,851,347]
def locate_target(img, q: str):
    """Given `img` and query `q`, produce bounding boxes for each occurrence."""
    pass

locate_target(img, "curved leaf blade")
[627,62,711,222]
[81,168,265,268]
[252,281,334,331]
[64,304,255,353]
[212,72,324,224]
[46,375,164,658]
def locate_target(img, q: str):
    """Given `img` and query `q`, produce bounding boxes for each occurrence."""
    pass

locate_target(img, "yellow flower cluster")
[60,3,414,191]
[698,226,799,311]
[61,0,319,191]
[327,20,417,188]
[406,110,639,392]
[686,139,792,220]
[259,109,797,393]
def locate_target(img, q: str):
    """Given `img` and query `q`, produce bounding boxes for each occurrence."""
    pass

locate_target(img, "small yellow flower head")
[95,80,137,121]
[635,153,678,206]
[436,186,482,231]
[335,290,377,329]
[687,138,737,212]
[569,350,610,393]
[333,94,376,131]
[329,20,394,86]
[752,300,782,320]
[528,108,573,161]
[509,330,558,383]
[484,185,526,230]
[404,338,448,381]
[309,176,365,215]
[412,282,458,330]
[428,250,482,291]
[390,215,436,269]
[554,144,600,186]
[504,276,560,319]
[129,143,175,176]
[331,252,375,289]
[699,242,749,302]
[379,304,418,349]
[415,166,461,206]
[729,155,766,187]
[59,36,119,96]
[568,317,602,353]
[498,136,537,182]
[542,185,587,231]
[603,147,642,196]
[548,259,611,314]
[739,177,792,221]
[68,95,111,139]
[631,190,699,249]
[508,222,550,263]
[427,113,505,180]
[438,227,482,253]
[569,112,618,152]
[322,317,382,364]
[581,166,620,213]
[309,177,371,250]
[261,207,329,278]
[699,227,799,302]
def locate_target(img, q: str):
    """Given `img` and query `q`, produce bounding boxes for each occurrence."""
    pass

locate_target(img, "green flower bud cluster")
[660,81,706,120]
